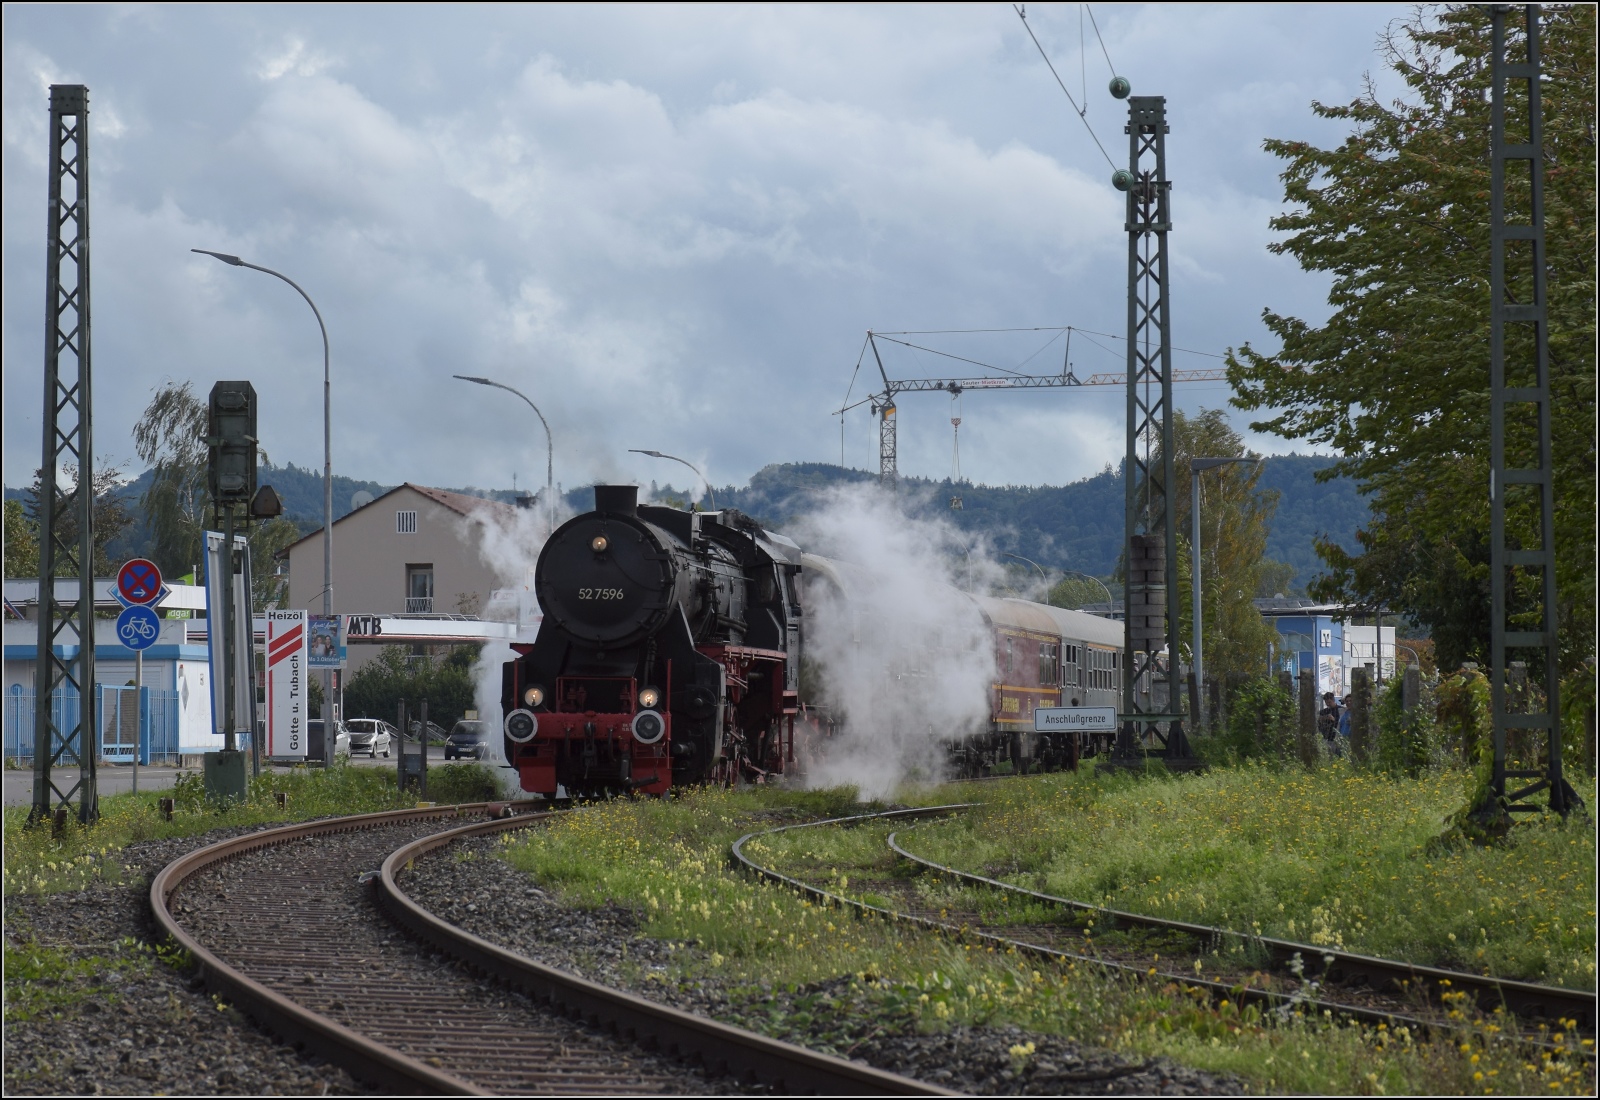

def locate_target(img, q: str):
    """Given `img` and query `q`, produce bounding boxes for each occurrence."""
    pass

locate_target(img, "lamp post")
[1061,570,1115,610]
[998,552,1048,597]
[629,450,715,508]
[193,249,335,758]
[1189,456,1263,710]
[453,375,554,533]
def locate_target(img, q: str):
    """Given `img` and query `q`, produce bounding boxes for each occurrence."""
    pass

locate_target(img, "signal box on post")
[208,381,258,505]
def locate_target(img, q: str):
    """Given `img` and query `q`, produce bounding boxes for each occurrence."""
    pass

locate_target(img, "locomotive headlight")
[505,709,538,743]
[523,686,545,708]
[638,687,660,709]
[631,709,666,745]
[590,535,609,553]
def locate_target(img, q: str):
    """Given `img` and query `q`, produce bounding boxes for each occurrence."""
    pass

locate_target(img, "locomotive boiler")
[501,485,803,797]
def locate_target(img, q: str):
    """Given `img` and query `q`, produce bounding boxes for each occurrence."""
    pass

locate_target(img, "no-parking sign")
[117,559,163,605]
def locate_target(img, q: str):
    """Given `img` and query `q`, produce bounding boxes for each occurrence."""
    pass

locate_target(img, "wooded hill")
[10,455,1364,595]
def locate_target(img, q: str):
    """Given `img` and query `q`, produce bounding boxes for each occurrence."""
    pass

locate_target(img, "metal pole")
[191,250,333,758]
[222,507,236,754]
[32,84,98,826]
[133,647,141,794]
[453,375,556,530]
[998,552,1048,587]
[628,450,715,508]
[1192,467,1202,706]
[1062,571,1114,607]
[1480,6,1576,818]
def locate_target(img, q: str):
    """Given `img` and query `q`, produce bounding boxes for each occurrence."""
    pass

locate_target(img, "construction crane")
[848,329,1226,486]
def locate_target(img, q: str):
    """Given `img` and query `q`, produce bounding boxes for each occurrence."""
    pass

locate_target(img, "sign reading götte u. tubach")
[1034,706,1118,733]
[265,610,309,758]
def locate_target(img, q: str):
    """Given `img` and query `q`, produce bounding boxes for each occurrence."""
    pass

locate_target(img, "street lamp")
[629,450,715,508]
[453,375,554,533]
[1061,570,1115,609]
[1189,456,1263,711]
[998,552,1048,597]
[193,248,335,757]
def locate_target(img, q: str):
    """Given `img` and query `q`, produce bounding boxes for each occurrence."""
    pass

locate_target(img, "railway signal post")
[1104,92,1197,773]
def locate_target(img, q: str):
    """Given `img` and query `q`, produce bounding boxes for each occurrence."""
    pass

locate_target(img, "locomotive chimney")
[593,484,638,517]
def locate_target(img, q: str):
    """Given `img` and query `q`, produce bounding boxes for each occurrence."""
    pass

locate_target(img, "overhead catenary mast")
[32,85,99,826]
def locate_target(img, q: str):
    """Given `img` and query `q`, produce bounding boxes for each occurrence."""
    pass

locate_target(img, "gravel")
[404,835,1248,1096]
[5,823,364,1096]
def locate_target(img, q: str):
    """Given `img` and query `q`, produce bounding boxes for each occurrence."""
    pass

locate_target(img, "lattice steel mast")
[1481,5,1578,819]
[1107,94,1193,770]
[31,84,98,825]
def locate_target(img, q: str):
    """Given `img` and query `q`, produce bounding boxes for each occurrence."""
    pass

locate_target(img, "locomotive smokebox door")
[537,486,675,648]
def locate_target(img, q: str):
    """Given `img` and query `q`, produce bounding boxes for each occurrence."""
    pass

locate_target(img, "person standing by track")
[1318,691,1343,757]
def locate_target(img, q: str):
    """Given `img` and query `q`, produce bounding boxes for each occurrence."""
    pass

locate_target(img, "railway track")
[731,805,1596,1043]
[150,802,956,1096]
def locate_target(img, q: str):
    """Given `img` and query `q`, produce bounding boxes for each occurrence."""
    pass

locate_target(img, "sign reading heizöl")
[116,558,163,605]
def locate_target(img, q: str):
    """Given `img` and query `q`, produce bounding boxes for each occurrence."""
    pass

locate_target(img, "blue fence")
[5,687,181,765]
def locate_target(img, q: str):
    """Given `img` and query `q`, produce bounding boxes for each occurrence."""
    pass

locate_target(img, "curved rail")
[150,801,526,1093]
[153,801,957,1095]
[732,805,1510,1037]
[887,826,1596,1032]
[378,813,956,1095]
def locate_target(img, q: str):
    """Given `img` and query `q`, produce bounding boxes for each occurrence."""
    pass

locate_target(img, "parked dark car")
[444,720,489,760]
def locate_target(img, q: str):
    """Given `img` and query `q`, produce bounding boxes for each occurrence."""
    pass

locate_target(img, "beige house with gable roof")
[280,484,521,677]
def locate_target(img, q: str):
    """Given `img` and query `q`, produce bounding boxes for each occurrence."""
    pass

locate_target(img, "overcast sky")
[2,3,1412,498]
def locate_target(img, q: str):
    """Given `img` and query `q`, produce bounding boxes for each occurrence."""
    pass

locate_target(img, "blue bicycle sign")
[116,604,161,651]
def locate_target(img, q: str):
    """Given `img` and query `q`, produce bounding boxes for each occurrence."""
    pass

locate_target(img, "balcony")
[404,596,434,614]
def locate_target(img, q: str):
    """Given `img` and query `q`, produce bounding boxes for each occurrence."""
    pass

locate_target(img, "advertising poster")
[307,615,345,668]
[265,609,309,758]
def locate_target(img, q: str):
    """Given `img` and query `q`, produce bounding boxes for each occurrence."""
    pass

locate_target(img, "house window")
[397,510,418,534]
[406,564,434,613]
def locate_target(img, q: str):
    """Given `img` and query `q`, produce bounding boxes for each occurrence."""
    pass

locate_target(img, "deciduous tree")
[1226,6,1596,673]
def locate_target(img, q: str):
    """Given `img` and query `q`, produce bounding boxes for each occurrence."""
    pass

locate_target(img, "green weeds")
[906,764,1596,989]
[2,760,506,897]
[495,780,1594,1096]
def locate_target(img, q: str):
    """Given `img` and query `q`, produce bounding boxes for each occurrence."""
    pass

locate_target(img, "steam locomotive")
[499,485,1122,797]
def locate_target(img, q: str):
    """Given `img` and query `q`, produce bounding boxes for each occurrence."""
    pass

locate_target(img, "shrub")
[1373,675,1442,776]
[1207,677,1295,764]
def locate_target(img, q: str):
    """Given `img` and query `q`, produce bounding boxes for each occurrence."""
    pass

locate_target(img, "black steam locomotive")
[500,485,803,797]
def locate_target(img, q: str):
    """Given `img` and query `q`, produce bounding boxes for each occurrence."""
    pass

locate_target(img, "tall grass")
[905,764,1596,989]
[497,783,1594,1096]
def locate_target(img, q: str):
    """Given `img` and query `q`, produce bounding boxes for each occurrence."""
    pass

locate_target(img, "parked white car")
[345,718,396,758]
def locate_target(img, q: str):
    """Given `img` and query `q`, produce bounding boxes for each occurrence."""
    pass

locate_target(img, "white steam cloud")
[457,495,573,783]
[789,483,999,798]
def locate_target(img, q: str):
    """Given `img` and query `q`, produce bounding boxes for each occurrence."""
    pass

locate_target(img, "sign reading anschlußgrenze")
[1034,706,1118,733]
[265,609,308,758]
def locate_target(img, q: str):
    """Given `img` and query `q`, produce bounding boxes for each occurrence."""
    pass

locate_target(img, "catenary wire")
[1085,4,1118,79]
[1013,4,1118,171]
